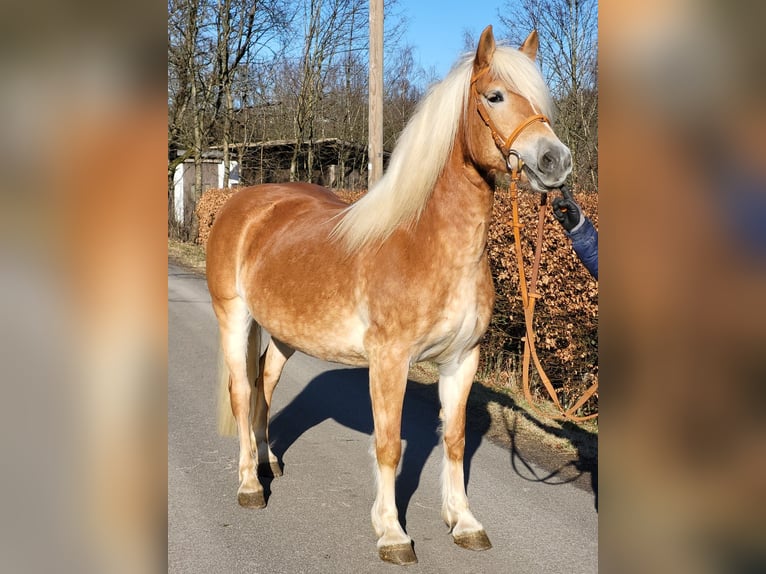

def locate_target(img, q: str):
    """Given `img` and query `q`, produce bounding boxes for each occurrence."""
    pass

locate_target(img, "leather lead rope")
[508,167,599,423]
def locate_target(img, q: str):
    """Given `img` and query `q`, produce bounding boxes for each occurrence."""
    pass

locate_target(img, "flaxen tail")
[216,323,262,437]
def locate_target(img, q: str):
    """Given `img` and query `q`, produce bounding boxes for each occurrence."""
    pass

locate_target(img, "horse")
[206,25,572,565]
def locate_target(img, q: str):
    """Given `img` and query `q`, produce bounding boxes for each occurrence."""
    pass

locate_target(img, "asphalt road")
[168,261,598,573]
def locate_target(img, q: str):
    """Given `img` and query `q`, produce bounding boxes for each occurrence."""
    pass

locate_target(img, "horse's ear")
[474,25,496,73]
[519,30,539,62]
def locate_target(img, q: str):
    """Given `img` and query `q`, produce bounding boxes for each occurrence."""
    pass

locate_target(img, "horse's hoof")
[237,490,266,509]
[453,530,492,551]
[258,461,283,478]
[378,542,418,565]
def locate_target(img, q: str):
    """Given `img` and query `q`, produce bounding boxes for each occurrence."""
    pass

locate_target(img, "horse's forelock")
[489,45,554,119]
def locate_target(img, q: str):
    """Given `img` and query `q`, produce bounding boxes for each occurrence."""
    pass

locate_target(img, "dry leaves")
[194,187,237,248]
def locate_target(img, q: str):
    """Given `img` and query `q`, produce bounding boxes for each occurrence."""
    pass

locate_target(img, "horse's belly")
[257,306,370,366]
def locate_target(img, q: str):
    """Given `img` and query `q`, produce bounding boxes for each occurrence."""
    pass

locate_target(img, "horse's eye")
[486,92,504,104]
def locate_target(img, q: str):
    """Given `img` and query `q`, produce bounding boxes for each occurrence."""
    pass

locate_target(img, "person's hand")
[552,185,583,232]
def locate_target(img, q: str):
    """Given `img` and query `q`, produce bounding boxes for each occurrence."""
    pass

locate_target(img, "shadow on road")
[267,366,598,527]
[268,368,486,530]
[460,380,598,511]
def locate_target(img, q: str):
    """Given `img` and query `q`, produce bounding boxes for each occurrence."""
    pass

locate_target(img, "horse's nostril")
[540,150,556,172]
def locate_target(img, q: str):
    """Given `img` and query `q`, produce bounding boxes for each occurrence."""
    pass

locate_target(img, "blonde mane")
[331,44,553,252]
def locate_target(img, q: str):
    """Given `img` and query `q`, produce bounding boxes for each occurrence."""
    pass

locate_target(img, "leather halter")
[470,66,549,166]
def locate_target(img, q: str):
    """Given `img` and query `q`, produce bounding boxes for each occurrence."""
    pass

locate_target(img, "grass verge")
[168,238,206,273]
[409,362,597,455]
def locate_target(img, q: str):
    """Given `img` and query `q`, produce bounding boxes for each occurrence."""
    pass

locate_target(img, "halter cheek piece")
[470,66,549,176]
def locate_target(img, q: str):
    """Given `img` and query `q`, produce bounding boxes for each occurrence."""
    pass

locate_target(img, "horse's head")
[468,26,572,191]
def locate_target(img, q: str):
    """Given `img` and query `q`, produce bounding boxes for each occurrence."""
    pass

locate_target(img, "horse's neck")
[414,153,495,263]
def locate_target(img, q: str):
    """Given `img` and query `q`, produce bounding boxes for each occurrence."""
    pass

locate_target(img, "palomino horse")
[206,25,571,565]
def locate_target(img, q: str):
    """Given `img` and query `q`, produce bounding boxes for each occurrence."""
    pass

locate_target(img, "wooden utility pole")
[368,0,383,187]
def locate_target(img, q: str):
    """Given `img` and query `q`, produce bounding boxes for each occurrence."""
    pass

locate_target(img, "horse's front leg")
[368,348,418,565]
[438,346,492,550]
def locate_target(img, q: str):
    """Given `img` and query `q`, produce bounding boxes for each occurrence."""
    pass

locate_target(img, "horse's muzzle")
[524,140,572,192]
[534,142,572,189]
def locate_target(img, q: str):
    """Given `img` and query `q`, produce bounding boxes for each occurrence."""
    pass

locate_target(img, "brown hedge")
[196,184,598,414]
[195,187,237,248]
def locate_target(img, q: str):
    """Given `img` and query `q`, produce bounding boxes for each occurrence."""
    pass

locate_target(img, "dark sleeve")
[568,217,598,279]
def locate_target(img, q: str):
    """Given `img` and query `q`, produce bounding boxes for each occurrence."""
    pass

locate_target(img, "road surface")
[168,261,598,573]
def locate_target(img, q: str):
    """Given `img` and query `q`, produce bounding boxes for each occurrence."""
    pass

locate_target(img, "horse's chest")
[414,272,493,363]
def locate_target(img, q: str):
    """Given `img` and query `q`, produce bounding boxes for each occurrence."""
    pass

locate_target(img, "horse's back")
[206,183,347,297]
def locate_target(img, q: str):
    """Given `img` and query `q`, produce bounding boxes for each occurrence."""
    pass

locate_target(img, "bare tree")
[169,0,423,234]
[287,0,405,182]
[289,0,366,181]
[214,0,291,187]
[169,0,292,237]
[383,44,423,150]
[168,0,215,239]
[499,0,598,190]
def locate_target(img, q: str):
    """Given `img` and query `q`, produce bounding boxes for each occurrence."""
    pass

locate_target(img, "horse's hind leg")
[214,297,265,508]
[438,346,491,550]
[251,337,294,477]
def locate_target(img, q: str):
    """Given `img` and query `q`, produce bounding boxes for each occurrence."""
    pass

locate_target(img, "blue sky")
[398,0,512,79]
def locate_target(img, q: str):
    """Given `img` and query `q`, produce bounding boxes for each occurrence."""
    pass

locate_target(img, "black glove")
[552,185,583,232]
